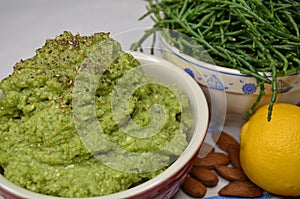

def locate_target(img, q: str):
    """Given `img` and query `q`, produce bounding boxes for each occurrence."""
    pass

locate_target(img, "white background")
[0,0,153,80]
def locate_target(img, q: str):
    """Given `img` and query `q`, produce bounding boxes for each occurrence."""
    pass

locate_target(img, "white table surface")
[0,1,279,198]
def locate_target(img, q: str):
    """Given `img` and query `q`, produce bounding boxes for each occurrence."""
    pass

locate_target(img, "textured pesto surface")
[0,32,191,197]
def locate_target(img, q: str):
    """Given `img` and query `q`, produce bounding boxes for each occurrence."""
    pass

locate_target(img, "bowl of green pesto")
[0,32,209,199]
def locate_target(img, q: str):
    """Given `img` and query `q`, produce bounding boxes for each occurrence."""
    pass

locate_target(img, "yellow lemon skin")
[240,103,300,197]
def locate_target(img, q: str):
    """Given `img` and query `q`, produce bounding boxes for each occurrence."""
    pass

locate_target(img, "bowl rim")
[159,33,300,79]
[0,51,209,199]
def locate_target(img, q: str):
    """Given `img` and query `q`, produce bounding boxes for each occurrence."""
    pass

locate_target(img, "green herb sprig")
[131,0,300,121]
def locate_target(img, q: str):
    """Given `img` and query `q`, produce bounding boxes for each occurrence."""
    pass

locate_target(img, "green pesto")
[0,32,191,197]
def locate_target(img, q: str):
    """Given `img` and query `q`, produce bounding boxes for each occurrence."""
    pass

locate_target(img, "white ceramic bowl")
[159,36,300,120]
[0,51,209,199]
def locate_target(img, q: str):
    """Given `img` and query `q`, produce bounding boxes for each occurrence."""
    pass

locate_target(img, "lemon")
[240,103,300,197]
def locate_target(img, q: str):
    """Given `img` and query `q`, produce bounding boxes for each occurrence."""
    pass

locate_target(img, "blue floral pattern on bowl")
[161,37,299,94]
[242,83,256,94]
[277,80,293,93]
[160,35,300,115]
[184,68,194,79]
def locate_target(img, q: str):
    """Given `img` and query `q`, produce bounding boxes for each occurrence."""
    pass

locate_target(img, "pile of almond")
[181,132,263,198]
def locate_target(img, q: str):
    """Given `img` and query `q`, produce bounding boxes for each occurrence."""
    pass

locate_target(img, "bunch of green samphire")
[131,0,300,121]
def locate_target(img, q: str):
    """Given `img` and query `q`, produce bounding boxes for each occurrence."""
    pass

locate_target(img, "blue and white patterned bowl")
[160,36,300,119]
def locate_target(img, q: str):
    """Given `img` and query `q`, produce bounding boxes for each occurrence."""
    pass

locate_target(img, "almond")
[213,131,240,152]
[190,167,219,187]
[218,181,263,198]
[215,165,247,181]
[193,152,230,169]
[212,131,242,169]
[181,176,207,198]
[228,147,242,169]
[198,142,215,158]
